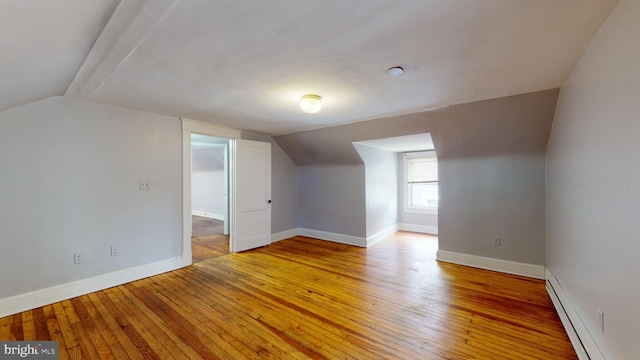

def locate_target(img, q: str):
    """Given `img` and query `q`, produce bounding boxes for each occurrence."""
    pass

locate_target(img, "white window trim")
[403,150,438,215]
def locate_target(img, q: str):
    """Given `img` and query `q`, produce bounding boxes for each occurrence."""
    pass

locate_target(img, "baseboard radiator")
[545,270,605,360]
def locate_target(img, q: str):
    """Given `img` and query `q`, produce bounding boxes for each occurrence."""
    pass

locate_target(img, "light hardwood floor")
[0,232,576,359]
[192,215,228,263]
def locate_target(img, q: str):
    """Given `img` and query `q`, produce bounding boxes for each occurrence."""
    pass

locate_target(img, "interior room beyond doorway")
[191,133,230,263]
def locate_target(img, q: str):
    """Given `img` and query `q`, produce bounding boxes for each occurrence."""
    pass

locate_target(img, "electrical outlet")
[139,181,150,190]
[74,252,84,265]
[493,236,502,246]
[598,308,605,332]
[110,246,119,257]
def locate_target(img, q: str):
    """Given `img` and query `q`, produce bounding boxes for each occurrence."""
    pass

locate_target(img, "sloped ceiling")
[1,0,618,135]
[0,1,119,111]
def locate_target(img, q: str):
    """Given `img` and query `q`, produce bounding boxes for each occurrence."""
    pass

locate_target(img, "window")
[404,151,438,214]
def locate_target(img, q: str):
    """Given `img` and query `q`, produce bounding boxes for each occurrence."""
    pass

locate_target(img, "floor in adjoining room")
[192,215,228,263]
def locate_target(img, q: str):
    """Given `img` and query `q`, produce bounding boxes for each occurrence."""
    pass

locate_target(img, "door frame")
[181,118,241,264]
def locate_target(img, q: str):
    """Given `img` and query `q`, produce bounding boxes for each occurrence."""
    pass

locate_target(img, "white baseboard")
[436,250,545,279]
[0,256,191,318]
[298,228,366,247]
[271,228,299,242]
[192,210,224,221]
[366,224,399,246]
[546,269,604,360]
[398,223,438,235]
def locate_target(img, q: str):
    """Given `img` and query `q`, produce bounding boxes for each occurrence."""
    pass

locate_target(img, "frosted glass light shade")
[300,94,322,113]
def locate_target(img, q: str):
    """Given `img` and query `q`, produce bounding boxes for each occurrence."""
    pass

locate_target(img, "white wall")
[439,154,546,264]
[352,144,398,240]
[298,165,366,238]
[399,211,437,232]
[191,147,225,219]
[270,140,299,234]
[546,0,640,358]
[0,97,182,300]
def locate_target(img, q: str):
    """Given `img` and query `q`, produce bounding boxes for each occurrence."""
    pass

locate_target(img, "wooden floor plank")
[165,271,332,359]
[31,307,50,341]
[52,302,80,351]
[10,313,23,340]
[0,232,577,359]
[94,290,162,360]
[79,295,131,360]
[0,316,11,340]
[20,310,36,341]
[124,282,228,359]
[139,276,267,358]
[70,298,113,360]
[191,215,228,263]
[199,259,430,359]
[176,267,372,359]
[137,277,274,359]
[192,234,229,263]
[103,287,177,360]
[87,293,145,360]
[213,244,467,354]
[42,305,71,360]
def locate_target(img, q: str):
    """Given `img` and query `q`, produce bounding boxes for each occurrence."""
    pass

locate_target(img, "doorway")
[181,119,273,264]
[190,134,229,263]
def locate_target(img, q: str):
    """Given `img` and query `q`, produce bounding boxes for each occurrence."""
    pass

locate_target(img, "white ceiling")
[354,133,434,153]
[0,0,118,111]
[1,0,618,135]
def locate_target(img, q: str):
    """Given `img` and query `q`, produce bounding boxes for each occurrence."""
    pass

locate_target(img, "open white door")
[230,139,271,252]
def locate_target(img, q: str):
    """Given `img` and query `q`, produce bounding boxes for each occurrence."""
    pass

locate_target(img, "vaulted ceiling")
[1,0,618,135]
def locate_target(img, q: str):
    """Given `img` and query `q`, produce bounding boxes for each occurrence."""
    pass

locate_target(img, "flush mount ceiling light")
[300,94,323,114]
[386,66,404,76]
